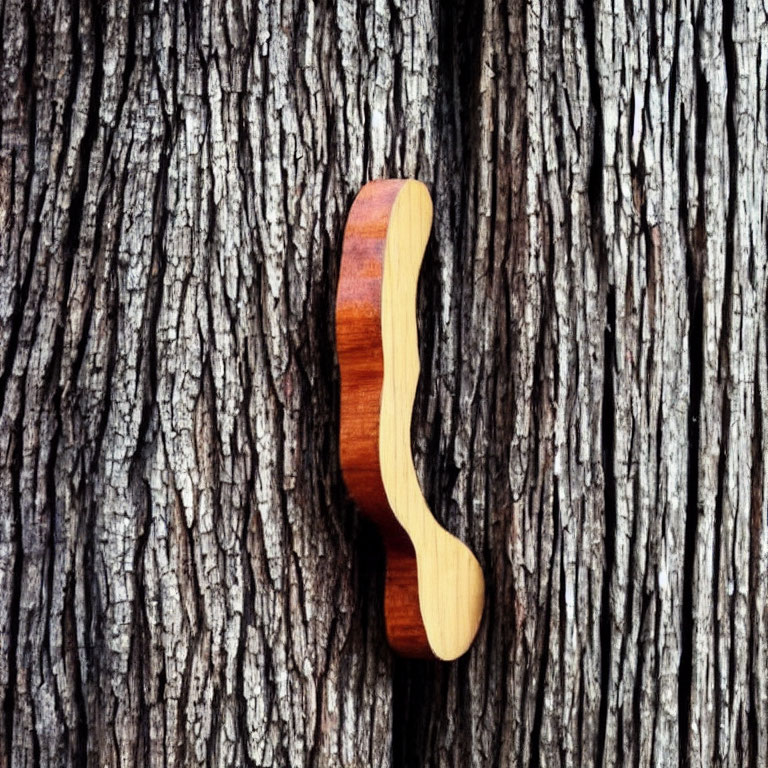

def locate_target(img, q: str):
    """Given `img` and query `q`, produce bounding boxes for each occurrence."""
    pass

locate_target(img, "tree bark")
[0,0,766,766]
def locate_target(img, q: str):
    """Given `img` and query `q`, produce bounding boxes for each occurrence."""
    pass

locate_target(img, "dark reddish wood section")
[335,180,433,658]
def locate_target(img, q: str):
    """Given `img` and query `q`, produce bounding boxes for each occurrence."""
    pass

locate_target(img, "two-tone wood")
[336,179,485,661]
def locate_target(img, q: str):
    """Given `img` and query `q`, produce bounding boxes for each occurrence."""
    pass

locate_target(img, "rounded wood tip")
[418,538,485,661]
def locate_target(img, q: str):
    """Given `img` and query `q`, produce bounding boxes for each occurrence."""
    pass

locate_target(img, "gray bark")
[0,0,766,766]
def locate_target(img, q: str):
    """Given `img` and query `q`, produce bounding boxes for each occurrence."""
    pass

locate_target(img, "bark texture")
[0,0,766,766]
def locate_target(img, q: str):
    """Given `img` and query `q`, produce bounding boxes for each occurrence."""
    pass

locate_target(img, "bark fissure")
[597,286,617,768]
[680,219,703,768]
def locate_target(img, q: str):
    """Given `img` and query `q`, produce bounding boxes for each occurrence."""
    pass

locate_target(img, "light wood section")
[336,179,485,661]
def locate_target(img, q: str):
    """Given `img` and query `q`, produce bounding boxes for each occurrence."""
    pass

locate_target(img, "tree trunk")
[1,0,766,766]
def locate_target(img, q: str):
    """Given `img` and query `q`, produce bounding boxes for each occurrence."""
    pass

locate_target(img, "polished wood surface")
[336,179,485,661]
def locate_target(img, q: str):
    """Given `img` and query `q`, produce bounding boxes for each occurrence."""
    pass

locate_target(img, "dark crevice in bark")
[64,569,89,766]
[415,237,441,509]
[747,348,762,768]
[236,282,261,763]
[172,484,198,768]
[728,503,738,717]
[597,286,617,768]
[436,0,483,179]
[529,481,559,768]
[89,141,129,478]
[2,391,25,768]
[680,251,703,768]
[711,394,731,764]
[721,0,737,381]
[236,13,258,237]
[486,59,500,282]
[30,695,41,768]
[648,580,662,765]
[238,342,261,767]
[584,9,616,750]
[633,586,652,768]
[68,149,116,396]
[79,502,97,760]
[130,472,154,765]
[391,658,436,768]
[488,571,513,768]
[583,0,603,272]
[557,497,567,765]
[132,80,174,464]
[271,391,298,768]
[61,0,103,259]
[679,16,708,759]
[577,642,586,767]
[620,469,641,758]
[711,4,737,761]
[693,5,709,253]
[524,184,554,760]
[522,266,548,763]
[181,0,202,46]
[389,0,403,174]
[205,683,223,768]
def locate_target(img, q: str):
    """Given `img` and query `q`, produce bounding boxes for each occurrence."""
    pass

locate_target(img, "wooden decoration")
[336,179,485,660]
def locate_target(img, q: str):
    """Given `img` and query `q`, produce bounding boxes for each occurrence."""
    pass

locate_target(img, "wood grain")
[336,180,485,661]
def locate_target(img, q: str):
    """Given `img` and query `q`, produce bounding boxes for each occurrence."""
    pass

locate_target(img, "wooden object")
[336,179,485,660]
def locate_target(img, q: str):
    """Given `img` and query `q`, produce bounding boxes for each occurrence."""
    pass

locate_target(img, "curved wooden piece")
[336,179,485,660]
